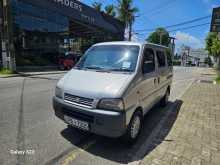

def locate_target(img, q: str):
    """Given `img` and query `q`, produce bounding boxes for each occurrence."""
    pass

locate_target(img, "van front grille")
[64,93,94,107]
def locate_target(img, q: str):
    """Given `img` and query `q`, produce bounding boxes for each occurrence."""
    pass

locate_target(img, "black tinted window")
[142,48,155,74]
[156,51,166,67]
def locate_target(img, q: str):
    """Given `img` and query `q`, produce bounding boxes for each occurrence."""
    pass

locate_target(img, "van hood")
[61,69,134,99]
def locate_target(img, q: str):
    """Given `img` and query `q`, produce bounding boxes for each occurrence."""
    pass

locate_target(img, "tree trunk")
[128,22,132,41]
[217,56,220,70]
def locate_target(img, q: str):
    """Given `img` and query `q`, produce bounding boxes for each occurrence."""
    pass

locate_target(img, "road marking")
[44,134,97,165]
[172,78,195,85]
[176,79,196,99]
[16,78,26,165]
[61,139,97,165]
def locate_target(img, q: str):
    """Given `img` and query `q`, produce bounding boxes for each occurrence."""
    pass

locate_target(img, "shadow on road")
[60,100,183,164]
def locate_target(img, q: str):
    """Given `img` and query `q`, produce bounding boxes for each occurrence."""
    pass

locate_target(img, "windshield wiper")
[109,68,133,72]
[84,66,104,70]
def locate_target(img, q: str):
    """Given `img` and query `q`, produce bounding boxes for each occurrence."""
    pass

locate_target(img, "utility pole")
[159,32,163,45]
[1,0,16,71]
[159,31,167,45]
[168,36,176,56]
[0,0,3,68]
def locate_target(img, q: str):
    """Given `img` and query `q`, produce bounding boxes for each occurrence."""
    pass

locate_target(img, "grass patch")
[0,69,16,75]
[216,76,220,84]
[215,68,220,84]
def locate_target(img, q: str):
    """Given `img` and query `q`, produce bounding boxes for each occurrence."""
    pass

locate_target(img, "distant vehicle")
[58,52,81,70]
[53,42,173,143]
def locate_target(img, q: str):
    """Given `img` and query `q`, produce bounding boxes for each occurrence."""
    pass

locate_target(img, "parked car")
[53,42,173,143]
[58,52,81,70]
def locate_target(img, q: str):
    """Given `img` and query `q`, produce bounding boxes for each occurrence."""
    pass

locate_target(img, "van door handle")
[158,77,160,84]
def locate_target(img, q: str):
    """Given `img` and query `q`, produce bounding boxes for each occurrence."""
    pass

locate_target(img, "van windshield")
[75,45,140,72]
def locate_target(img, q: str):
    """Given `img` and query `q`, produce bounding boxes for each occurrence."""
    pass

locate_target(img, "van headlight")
[98,98,124,111]
[55,86,63,99]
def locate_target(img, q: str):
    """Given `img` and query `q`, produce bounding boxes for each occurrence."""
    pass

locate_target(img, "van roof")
[94,41,169,49]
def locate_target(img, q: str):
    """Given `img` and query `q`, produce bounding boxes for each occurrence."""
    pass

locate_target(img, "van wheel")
[160,89,170,107]
[123,111,143,144]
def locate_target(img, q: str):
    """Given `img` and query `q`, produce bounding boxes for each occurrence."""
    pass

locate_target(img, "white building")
[189,49,209,66]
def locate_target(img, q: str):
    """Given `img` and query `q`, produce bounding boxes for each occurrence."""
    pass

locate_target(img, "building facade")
[189,49,209,66]
[1,0,125,70]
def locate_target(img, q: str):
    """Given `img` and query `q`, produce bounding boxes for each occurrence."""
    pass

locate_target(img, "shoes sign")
[53,0,82,12]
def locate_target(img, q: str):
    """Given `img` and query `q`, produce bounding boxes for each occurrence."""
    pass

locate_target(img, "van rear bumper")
[53,97,126,138]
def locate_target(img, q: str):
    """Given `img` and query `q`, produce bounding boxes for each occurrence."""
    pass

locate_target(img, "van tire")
[160,89,170,107]
[123,111,143,144]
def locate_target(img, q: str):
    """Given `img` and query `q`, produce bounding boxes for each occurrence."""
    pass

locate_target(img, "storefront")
[1,0,125,69]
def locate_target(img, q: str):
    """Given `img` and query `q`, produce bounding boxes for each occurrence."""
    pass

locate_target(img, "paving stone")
[191,156,201,165]
[170,156,182,165]
[211,152,220,164]
[140,83,220,165]
[201,147,211,162]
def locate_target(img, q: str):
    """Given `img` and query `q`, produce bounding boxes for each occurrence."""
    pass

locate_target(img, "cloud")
[174,31,205,50]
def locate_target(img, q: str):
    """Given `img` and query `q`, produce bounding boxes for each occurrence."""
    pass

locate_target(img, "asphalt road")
[0,67,205,165]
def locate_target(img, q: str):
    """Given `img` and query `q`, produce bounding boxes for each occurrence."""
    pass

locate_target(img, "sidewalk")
[0,70,67,78]
[141,83,220,165]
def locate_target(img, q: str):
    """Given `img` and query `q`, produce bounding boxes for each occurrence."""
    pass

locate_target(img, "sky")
[82,0,220,51]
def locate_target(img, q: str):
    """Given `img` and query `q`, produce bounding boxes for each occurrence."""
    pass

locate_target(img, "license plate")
[64,115,89,131]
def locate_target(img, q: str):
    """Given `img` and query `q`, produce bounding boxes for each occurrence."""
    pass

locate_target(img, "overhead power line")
[168,22,210,32]
[136,22,210,36]
[136,15,211,32]
[139,0,178,17]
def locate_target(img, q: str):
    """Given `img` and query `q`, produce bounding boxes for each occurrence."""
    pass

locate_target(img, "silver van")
[53,41,173,142]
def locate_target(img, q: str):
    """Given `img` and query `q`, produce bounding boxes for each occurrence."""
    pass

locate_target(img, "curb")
[0,71,67,78]
[0,74,20,78]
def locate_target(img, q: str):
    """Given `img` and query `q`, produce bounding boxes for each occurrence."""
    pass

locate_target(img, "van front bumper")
[53,97,127,138]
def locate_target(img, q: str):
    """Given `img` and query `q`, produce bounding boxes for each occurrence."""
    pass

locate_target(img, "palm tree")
[117,0,138,41]
[92,2,102,12]
[104,5,116,17]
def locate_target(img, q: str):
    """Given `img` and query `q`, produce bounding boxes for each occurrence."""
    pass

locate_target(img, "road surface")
[0,67,208,165]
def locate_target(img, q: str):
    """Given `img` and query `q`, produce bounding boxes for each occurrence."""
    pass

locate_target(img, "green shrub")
[188,61,192,65]
[0,69,16,75]
[204,56,213,67]
[173,60,181,66]
[216,76,220,84]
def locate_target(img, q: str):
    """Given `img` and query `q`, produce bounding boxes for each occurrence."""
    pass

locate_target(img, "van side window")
[156,51,166,67]
[142,48,155,74]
